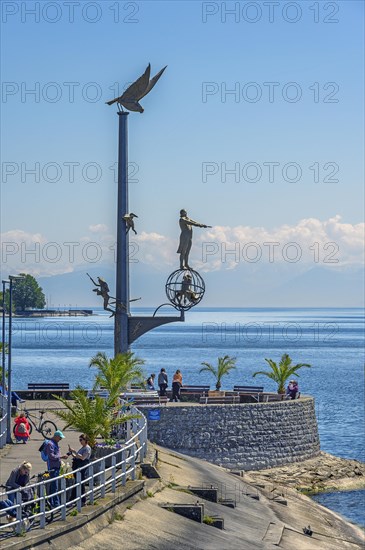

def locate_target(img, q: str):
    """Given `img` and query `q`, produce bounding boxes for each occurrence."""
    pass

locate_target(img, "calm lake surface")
[5,307,365,527]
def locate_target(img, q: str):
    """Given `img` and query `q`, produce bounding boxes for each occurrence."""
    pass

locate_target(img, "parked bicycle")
[12,409,57,439]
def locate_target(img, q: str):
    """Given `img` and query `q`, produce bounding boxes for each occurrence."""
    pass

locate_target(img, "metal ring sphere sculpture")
[165,269,205,311]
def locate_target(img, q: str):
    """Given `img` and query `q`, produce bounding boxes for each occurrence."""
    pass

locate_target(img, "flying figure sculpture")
[106,64,167,113]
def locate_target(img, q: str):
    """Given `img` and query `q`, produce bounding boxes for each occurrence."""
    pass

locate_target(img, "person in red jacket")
[14,412,31,443]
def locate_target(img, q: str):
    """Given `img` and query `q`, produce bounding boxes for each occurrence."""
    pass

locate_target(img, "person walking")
[44,430,68,508]
[171,369,183,402]
[158,368,168,396]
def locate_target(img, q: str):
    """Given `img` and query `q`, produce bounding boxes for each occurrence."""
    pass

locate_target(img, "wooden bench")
[87,389,110,400]
[121,391,168,406]
[233,385,264,402]
[131,395,168,406]
[27,383,70,399]
[180,385,210,400]
[200,395,240,405]
[262,393,285,402]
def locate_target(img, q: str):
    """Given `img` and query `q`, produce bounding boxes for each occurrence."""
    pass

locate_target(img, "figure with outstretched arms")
[177,209,211,270]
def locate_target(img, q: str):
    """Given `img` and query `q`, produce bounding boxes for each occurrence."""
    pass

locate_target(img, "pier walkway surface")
[0,402,364,550]
[0,400,80,487]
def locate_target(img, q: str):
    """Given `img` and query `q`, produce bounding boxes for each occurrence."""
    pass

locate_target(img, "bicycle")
[0,472,54,532]
[13,408,57,438]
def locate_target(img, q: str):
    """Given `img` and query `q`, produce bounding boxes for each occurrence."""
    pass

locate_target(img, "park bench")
[233,385,264,402]
[27,382,70,399]
[120,391,168,406]
[180,385,210,401]
[199,395,240,405]
[87,389,110,400]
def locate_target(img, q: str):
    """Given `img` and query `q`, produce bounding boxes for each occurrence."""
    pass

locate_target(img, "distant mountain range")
[38,263,364,308]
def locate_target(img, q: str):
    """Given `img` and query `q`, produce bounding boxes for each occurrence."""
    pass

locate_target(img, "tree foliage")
[10,274,46,312]
[199,355,237,390]
[53,388,138,448]
[89,351,145,407]
[253,353,311,393]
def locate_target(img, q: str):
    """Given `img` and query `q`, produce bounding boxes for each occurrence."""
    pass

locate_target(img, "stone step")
[262,521,285,546]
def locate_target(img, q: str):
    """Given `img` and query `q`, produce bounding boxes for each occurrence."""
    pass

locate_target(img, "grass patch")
[203,515,215,525]
[69,510,78,517]
[146,491,154,498]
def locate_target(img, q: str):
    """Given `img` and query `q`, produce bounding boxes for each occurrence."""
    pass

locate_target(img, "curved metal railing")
[0,393,8,449]
[0,407,147,536]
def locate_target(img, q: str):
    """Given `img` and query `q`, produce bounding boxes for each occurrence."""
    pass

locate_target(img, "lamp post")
[1,281,6,393]
[4,275,24,443]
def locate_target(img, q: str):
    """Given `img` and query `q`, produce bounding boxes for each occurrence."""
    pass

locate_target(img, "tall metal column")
[1,281,6,392]
[114,111,130,356]
[6,278,13,443]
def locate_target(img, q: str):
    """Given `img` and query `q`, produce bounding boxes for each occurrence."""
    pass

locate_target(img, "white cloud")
[1,216,363,277]
[88,224,108,233]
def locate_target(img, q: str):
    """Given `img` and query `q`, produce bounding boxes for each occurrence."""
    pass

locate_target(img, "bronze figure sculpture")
[87,273,115,316]
[177,209,211,270]
[122,213,138,234]
[87,273,141,316]
[106,64,167,113]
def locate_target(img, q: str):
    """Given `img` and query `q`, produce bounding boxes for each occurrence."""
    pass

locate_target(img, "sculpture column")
[114,111,130,355]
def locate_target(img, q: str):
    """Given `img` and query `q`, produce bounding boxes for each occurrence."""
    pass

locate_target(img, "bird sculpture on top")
[106,63,167,113]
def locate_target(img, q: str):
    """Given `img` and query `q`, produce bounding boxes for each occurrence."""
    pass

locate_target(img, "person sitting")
[14,412,31,443]
[0,462,32,521]
[11,391,25,411]
[146,374,156,391]
[286,380,300,399]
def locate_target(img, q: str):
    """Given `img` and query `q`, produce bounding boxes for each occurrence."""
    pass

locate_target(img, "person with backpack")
[43,430,68,508]
[14,412,30,443]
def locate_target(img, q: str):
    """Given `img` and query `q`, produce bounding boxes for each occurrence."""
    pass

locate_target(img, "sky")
[1,0,364,306]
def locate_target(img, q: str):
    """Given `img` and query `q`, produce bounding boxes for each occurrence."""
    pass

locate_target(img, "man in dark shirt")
[45,430,68,508]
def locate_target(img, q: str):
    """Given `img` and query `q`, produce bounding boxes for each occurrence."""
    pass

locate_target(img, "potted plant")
[253,353,311,394]
[199,355,237,395]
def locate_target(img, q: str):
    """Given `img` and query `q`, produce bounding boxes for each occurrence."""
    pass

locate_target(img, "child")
[14,412,31,443]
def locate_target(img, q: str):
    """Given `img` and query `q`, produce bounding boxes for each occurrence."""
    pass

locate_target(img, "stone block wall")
[145,398,320,470]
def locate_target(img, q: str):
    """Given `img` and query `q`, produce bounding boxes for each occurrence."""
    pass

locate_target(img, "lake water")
[4,307,365,527]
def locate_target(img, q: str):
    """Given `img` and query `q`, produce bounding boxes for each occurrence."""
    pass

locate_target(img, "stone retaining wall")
[146,397,320,470]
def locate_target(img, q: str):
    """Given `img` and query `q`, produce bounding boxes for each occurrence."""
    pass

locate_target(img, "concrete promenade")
[0,400,81,487]
[1,402,364,550]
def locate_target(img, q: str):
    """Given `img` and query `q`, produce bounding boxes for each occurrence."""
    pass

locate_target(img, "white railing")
[0,394,8,449]
[0,407,147,536]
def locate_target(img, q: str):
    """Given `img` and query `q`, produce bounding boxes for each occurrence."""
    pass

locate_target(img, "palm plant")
[89,351,145,407]
[53,388,138,448]
[199,355,237,391]
[253,353,311,394]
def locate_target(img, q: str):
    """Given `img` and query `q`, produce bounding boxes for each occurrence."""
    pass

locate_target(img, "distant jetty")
[13,309,93,317]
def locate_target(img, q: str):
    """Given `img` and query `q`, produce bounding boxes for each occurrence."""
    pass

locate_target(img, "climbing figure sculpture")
[87,274,115,316]
[177,209,211,270]
[122,213,138,234]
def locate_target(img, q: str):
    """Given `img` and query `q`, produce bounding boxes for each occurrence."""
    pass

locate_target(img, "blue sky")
[1,1,364,305]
